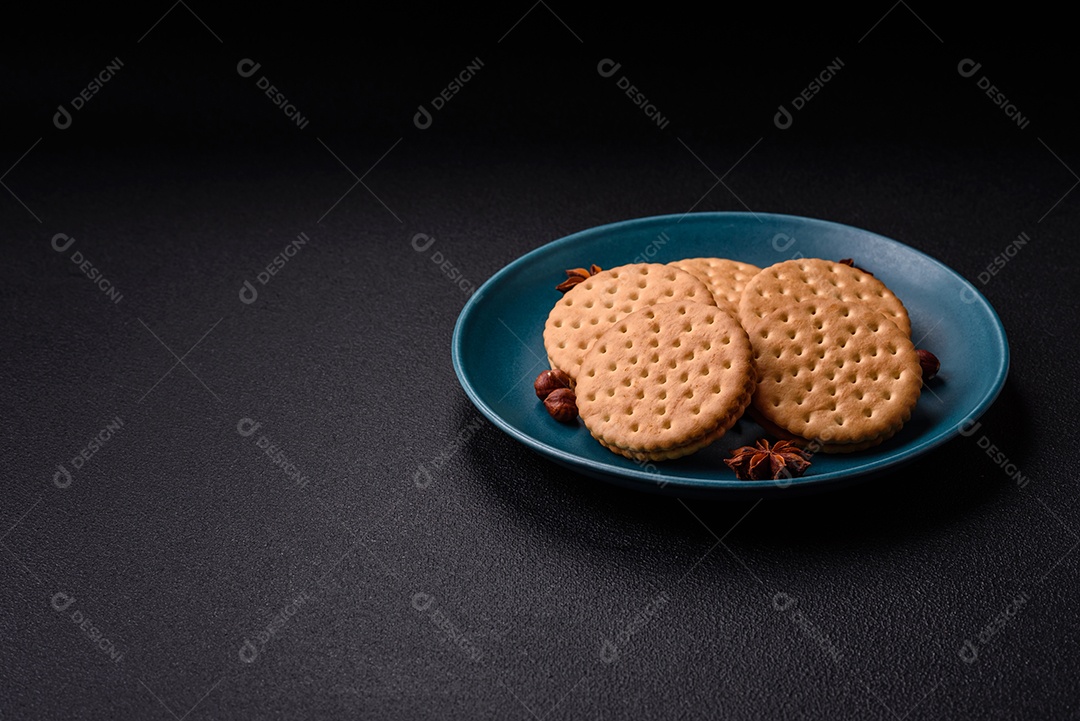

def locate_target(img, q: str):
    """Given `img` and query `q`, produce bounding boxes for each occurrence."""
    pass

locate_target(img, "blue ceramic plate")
[452,213,1009,497]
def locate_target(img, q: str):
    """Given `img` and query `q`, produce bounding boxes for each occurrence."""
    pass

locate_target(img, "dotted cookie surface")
[738,258,911,337]
[746,299,921,452]
[575,301,756,461]
[669,258,761,315]
[543,263,714,380]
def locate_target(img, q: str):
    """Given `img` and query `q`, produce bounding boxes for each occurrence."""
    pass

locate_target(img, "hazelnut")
[534,369,573,400]
[916,349,940,381]
[543,388,578,423]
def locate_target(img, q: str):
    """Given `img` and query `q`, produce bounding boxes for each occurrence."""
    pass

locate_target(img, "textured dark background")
[4,6,1079,720]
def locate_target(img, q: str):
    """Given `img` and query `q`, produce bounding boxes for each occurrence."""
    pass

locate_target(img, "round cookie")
[575,301,756,461]
[669,258,761,316]
[738,258,911,337]
[543,263,715,380]
[746,299,921,452]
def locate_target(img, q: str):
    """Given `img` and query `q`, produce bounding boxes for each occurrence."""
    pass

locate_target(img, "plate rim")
[451,211,1010,492]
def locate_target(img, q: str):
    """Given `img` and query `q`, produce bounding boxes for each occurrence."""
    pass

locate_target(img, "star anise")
[837,258,874,277]
[724,439,812,481]
[556,264,602,293]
